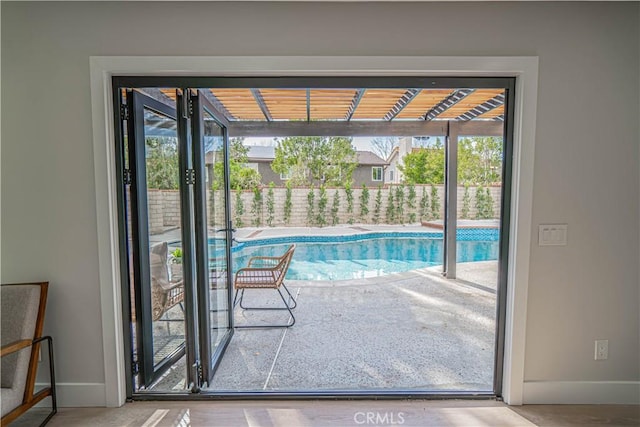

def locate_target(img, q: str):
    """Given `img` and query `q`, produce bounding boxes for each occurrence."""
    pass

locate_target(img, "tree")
[271,136,357,186]
[458,137,503,186]
[370,137,398,161]
[398,139,445,184]
[145,137,179,189]
[212,137,262,190]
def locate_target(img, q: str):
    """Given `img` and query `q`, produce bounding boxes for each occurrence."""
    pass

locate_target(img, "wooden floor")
[30,400,639,427]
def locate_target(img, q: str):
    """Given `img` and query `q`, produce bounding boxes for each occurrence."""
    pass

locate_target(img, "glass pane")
[203,111,230,354]
[455,133,504,391]
[142,108,186,385]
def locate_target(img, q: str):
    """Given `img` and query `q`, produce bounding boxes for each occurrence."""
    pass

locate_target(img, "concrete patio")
[152,260,498,392]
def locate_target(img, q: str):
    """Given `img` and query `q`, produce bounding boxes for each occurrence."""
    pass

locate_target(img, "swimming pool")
[212,230,499,281]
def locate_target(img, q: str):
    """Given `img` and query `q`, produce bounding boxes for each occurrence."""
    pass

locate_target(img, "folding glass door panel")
[122,88,234,392]
[192,91,234,387]
[126,90,187,388]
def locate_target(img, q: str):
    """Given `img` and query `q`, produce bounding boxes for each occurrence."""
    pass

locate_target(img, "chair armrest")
[1,339,32,357]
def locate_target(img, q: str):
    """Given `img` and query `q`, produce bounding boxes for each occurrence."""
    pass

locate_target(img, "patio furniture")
[150,242,184,322]
[233,244,297,328]
[1,282,57,426]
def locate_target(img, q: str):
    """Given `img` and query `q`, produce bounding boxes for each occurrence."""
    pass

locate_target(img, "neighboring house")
[220,146,388,186]
[353,151,388,186]
[386,137,413,184]
[246,146,281,185]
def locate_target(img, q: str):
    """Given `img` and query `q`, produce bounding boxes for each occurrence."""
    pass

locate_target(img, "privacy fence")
[147,185,501,234]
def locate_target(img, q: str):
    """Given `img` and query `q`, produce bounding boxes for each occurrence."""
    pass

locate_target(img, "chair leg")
[237,285,296,311]
[234,287,296,329]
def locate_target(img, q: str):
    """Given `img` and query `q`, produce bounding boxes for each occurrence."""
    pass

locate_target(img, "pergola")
[152,87,506,138]
[141,84,510,279]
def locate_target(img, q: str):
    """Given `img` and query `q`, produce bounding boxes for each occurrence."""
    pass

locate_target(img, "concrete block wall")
[148,185,501,232]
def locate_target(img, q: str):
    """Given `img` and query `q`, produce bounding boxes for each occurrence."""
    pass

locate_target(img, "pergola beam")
[344,89,365,121]
[228,120,456,137]
[251,88,273,122]
[138,88,175,106]
[422,89,475,121]
[456,93,505,121]
[384,89,421,121]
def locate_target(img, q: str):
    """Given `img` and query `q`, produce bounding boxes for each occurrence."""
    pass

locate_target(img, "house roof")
[357,151,387,166]
[247,145,275,161]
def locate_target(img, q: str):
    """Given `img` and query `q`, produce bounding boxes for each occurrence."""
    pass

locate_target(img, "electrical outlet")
[595,339,608,360]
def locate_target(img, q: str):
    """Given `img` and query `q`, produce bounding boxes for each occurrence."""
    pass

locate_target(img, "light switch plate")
[538,224,568,246]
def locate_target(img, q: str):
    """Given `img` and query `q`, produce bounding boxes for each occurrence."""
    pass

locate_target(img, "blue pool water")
[210,230,499,281]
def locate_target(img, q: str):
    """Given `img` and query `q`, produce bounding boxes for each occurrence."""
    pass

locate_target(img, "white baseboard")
[37,382,106,407]
[523,381,640,404]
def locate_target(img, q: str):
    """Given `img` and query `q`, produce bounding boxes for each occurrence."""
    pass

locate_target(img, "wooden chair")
[1,282,56,426]
[150,242,184,322]
[233,244,297,328]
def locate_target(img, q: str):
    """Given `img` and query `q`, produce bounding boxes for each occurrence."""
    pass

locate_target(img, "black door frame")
[191,90,235,386]
[113,76,515,400]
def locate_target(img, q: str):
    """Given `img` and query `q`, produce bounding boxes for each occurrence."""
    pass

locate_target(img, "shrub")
[317,185,328,227]
[373,185,382,224]
[385,186,395,223]
[419,186,429,221]
[331,190,340,225]
[345,182,354,224]
[283,180,292,225]
[359,185,370,222]
[475,186,485,219]
[395,185,405,224]
[485,187,495,218]
[407,184,417,223]
[307,186,315,226]
[461,184,471,219]
[430,185,440,220]
[251,186,263,227]
[266,182,275,227]
[234,190,244,228]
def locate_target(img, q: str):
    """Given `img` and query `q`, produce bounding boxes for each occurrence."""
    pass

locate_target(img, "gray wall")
[256,162,283,186]
[353,165,384,187]
[2,1,638,405]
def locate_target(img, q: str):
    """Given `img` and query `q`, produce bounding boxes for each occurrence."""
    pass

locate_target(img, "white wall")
[2,1,639,405]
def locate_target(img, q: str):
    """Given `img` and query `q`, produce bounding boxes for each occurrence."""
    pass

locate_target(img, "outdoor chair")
[1,282,57,426]
[233,244,297,328]
[150,242,184,322]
